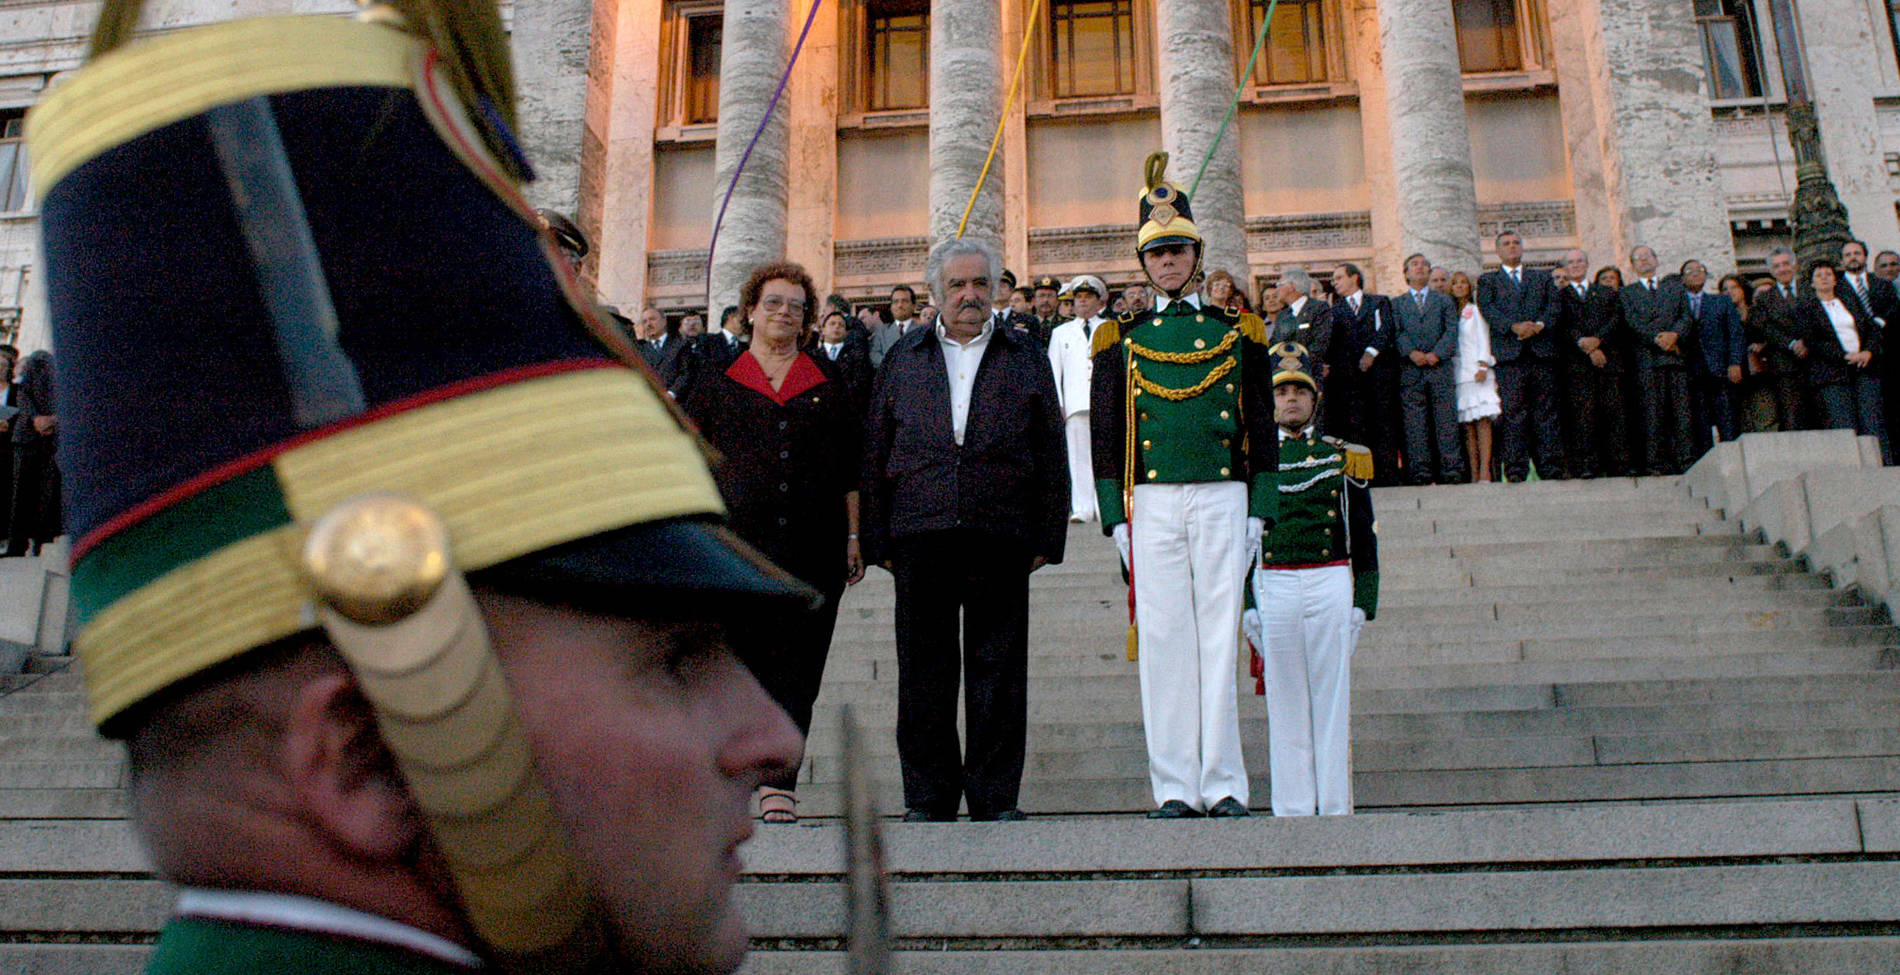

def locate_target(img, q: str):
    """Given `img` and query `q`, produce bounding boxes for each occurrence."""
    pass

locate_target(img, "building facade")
[0,0,1897,344]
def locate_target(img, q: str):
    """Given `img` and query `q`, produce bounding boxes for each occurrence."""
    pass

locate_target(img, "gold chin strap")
[301,493,604,967]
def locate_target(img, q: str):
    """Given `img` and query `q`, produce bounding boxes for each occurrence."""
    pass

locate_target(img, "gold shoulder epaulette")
[1092,317,1125,356]
[1327,440,1373,480]
[1236,311,1268,345]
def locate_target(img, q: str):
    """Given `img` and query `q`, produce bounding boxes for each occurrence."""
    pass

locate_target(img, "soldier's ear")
[280,672,427,860]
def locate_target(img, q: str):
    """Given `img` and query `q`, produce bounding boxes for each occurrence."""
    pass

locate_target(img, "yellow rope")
[1126,327,1239,366]
[956,0,1046,238]
[1132,356,1236,401]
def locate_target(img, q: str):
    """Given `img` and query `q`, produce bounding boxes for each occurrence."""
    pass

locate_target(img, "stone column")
[1547,0,1617,266]
[1551,0,1733,269]
[1346,0,1401,285]
[1795,0,1894,239]
[787,0,841,294]
[1372,0,1481,275]
[512,0,595,215]
[999,0,1031,281]
[929,0,1004,253]
[1155,0,1247,277]
[708,0,792,315]
[584,0,664,311]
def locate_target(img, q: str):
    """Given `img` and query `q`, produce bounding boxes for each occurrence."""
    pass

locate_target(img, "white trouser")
[1131,480,1249,810]
[1064,413,1097,520]
[1254,564,1354,816]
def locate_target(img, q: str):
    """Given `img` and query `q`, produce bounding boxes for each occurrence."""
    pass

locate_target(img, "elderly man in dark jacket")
[861,236,1069,823]
[1621,245,1698,475]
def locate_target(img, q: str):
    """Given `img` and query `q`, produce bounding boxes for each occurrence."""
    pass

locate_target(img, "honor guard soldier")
[1249,343,1379,817]
[31,1,815,972]
[1090,153,1278,819]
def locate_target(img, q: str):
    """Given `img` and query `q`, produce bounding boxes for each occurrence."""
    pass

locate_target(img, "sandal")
[758,788,798,824]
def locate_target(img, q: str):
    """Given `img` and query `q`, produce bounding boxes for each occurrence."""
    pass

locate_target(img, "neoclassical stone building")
[0,0,1896,339]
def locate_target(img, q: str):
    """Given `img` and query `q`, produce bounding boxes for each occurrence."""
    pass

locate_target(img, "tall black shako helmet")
[1134,151,1203,295]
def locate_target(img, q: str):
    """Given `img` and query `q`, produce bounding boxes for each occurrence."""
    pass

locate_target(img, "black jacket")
[1619,277,1695,371]
[677,350,859,590]
[860,324,1068,567]
[1795,294,1882,387]
[1477,266,1558,361]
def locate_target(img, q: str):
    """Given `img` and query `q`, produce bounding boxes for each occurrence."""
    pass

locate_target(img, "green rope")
[1190,0,1280,198]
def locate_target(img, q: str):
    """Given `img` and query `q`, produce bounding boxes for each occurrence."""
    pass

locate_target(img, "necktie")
[1082,320,1093,341]
[1510,268,1520,286]
[1691,293,1701,317]
[1781,284,1791,299]
[1350,295,1360,315]
[1856,276,1870,306]
[1576,284,1586,299]
[1646,279,1655,292]
[1413,290,1425,309]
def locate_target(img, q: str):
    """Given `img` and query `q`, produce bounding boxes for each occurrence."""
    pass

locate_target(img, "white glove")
[1349,606,1367,627]
[1347,606,1367,655]
[1112,522,1132,572]
[1246,517,1265,567]
[1241,608,1263,653]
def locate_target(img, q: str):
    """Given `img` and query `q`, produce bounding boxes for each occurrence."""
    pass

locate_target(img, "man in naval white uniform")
[1048,275,1107,522]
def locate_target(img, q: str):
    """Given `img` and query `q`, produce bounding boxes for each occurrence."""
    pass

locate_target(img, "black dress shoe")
[901,808,954,823]
[1206,797,1251,818]
[974,809,1027,822]
[1146,800,1203,819]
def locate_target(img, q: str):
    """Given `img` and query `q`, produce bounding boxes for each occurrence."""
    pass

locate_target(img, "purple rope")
[705,0,825,300]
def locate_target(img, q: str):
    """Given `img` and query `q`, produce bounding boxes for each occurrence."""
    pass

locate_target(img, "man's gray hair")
[1280,267,1314,292]
[926,237,1004,298]
[1768,246,1796,261]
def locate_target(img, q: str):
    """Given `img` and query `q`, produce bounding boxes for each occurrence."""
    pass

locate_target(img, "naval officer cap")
[1068,275,1107,298]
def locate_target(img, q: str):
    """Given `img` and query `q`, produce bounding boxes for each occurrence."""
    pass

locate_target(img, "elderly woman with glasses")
[675,261,865,824]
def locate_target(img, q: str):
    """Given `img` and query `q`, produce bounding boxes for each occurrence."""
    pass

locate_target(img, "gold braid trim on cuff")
[1126,326,1239,364]
[1132,355,1236,401]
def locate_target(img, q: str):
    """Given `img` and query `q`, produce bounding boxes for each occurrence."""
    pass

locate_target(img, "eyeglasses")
[760,296,807,316]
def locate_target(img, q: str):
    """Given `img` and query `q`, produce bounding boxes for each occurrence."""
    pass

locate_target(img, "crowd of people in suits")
[622,232,1893,501]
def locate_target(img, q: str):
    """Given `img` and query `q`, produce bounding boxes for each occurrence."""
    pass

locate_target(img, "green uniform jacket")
[1087,299,1279,530]
[1258,431,1379,618]
[146,917,474,975]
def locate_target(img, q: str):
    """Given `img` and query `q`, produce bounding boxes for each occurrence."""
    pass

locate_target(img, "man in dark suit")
[1328,263,1397,482]
[1393,253,1464,484]
[869,283,921,368]
[1270,268,1333,358]
[1748,247,1809,432]
[1553,250,1628,477]
[1620,245,1698,474]
[635,304,685,385]
[1842,240,1900,444]
[1682,260,1746,453]
[668,302,749,397]
[1477,230,1566,481]
[861,237,1068,823]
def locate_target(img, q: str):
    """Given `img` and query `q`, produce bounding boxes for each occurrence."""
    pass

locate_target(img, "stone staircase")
[5,476,1900,972]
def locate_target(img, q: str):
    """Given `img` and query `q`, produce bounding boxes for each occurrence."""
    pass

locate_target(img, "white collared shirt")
[1154,293,1203,314]
[938,321,995,445]
[1288,295,1309,317]
[1823,298,1860,356]
[175,888,482,968]
[1279,423,1316,442]
[822,341,843,360]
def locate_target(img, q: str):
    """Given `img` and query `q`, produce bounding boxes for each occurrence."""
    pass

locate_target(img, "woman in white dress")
[1451,270,1502,482]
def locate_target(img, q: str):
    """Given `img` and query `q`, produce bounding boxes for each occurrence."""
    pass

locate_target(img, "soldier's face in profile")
[1274,382,1316,430]
[482,592,800,975]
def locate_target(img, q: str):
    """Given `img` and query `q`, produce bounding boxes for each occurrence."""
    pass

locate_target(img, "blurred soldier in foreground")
[32,0,813,970]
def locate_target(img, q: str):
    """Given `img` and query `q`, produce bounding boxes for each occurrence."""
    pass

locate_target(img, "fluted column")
[1156,0,1247,277]
[1372,0,1480,274]
[708,0,791,315]
[513,0,593,214]
[929,0,1004,253]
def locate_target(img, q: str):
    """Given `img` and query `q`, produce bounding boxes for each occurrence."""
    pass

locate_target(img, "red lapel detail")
[726,351,828,406]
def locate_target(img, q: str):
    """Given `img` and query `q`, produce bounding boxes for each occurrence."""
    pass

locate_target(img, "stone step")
[0,788,126,819]
[735,940,1900,975]
[763,756,1900,817]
